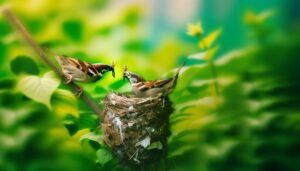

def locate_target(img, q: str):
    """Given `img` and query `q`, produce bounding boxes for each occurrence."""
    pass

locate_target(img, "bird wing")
[56,55,99,77]
[137,78,172,92]
[152,78,173,87]
[139,62,185,91]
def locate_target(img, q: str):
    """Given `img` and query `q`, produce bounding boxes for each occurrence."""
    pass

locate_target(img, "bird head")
[123,65,144,84]
[94,62,115,78]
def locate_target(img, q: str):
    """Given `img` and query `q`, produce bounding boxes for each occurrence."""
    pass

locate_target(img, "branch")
[2,7,102,116]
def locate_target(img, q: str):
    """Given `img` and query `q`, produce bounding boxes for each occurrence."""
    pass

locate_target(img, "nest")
[101,93,173,165]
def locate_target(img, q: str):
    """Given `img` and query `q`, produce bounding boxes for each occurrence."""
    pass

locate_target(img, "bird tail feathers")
[171,61,185,86]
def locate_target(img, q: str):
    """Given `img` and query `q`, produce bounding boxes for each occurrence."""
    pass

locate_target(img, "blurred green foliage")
[10,56,40,75]
[0,0,300,171]
[62,20,84,42]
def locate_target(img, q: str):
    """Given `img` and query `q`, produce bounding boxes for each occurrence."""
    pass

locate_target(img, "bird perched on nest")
[54,54,115,96]
[123,62,185,97]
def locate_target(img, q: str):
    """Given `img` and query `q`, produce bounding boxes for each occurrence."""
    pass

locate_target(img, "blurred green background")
[0,0,300,171]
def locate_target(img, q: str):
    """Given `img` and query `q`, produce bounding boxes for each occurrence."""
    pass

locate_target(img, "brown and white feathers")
[123,63,185,97]
[55,55,115,83]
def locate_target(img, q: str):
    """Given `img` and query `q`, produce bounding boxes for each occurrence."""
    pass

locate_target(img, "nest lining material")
[101,92,173,164]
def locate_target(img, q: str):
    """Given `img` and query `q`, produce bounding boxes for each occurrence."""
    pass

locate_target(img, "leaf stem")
[2,7,102,116]
[208,59,220,96]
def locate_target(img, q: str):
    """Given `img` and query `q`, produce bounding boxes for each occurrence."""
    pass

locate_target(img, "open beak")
[123,73,127,81]
[123,65,128,81]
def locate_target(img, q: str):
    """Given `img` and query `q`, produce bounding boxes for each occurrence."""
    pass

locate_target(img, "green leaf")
[51,89,78,115]
[62,20,84,41]
[176,65,206,90]
[204,46,219,61]
[244,10,275,26]
[10,56,40,75]
[78,112,99,129]
[147,141,163,150]
[63,114,78,135]
[198,28,222,49]
[80,132,102,144]
[52,89,77,104]
[17,71,60,109]
[189,46,219,61]
[188,51,207,60]
[0,79,15,89]
[64,114,77,125]
[168,145,195,158]
[170,113,194,125]
[96,148,113,166]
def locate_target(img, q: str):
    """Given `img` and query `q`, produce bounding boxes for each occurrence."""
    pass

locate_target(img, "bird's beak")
[123,73,127,81]
[112,70,115,78]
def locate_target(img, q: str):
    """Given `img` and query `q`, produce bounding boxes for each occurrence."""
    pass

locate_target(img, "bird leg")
[75,87,84,97]
[63,73,83,96]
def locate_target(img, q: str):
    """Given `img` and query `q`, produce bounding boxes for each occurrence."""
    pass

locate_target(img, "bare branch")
[2,7,102,116]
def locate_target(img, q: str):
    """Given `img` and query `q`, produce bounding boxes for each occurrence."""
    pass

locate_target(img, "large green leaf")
[17,71,60,109]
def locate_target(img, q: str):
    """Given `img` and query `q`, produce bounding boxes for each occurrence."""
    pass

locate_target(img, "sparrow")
[123,62,185,97]
[55,54,115,96]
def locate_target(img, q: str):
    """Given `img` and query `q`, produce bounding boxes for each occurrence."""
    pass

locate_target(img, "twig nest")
[101,93,173,164]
